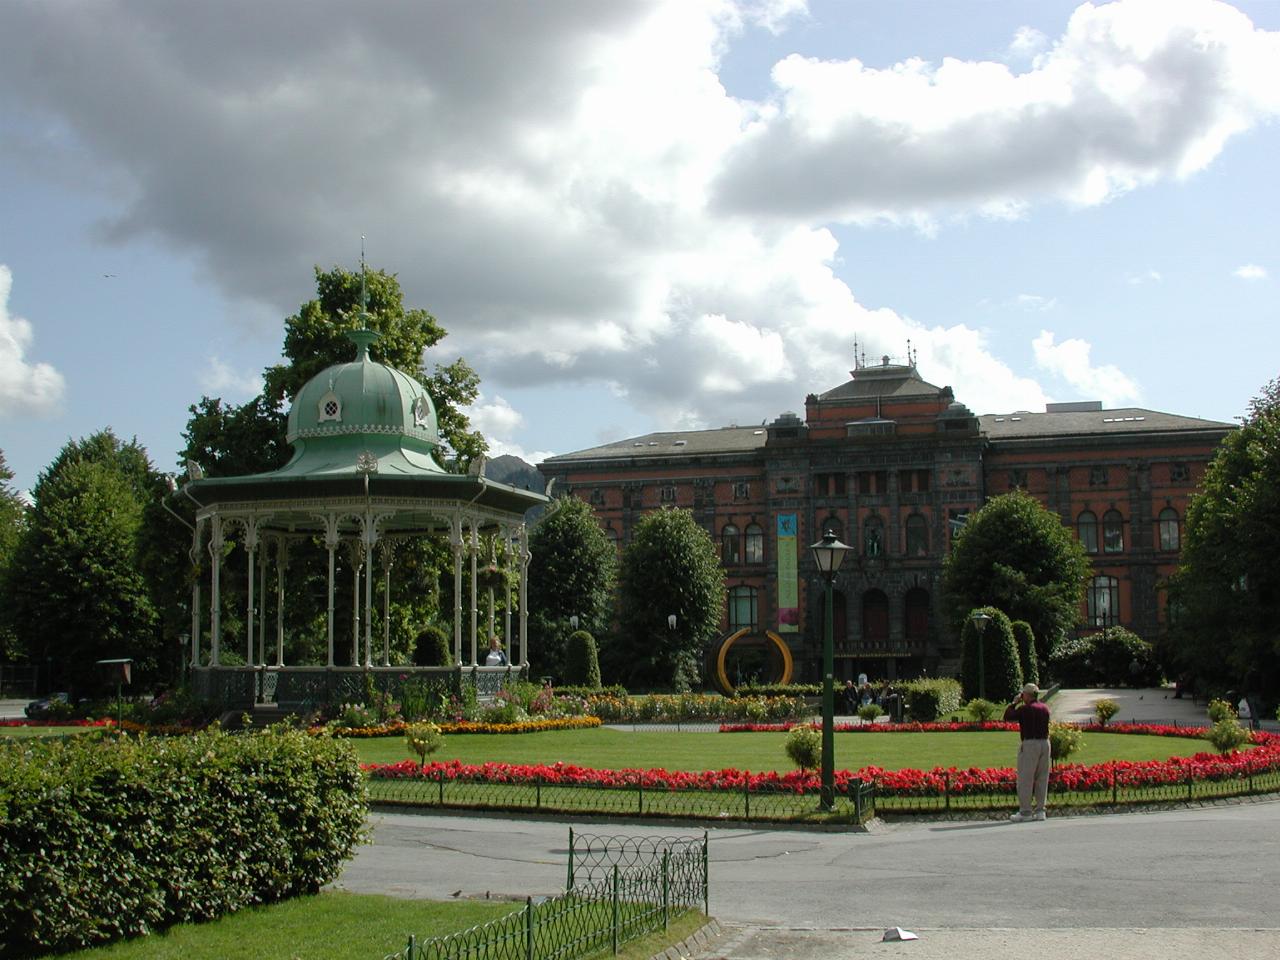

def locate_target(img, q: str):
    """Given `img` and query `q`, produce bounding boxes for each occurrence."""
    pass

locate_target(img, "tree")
[1169,377,1280,696]
[0,451,27,660]
[942,490,1090,664]
[562,630,602,688]
[959,607,1022,703]
[1010,620,1040,688]
[526,497,618,679]
[615,508,725,690]
[11,433,162,694]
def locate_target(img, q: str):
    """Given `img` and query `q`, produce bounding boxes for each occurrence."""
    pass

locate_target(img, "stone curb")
[650,918,722,960]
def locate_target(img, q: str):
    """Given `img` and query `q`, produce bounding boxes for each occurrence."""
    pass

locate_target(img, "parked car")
[24,692,70,719]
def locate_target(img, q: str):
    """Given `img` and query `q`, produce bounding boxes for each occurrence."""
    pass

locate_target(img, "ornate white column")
[503,527,514,653]
[450,517,464,665]
[378,537,397,667]
[189,519,205,668]
[519,525,531,667]
[243,517,260,667]
[208,515,224,667]
[361,514,376,669]
[345,538,364,666]
[257,536,269,667]
[275,537,289,667]
[320,514,340,668]
[469,523,479,666]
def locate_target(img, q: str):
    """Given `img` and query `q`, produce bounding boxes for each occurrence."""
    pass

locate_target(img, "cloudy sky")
[2,0,1278,493]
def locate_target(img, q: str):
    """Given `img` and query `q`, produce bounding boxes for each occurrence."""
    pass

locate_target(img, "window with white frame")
[1087,575,1119,627]
[728,586,758,631]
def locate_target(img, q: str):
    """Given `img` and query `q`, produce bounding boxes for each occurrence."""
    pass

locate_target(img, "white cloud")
[0,264,65,418]
[198,357,262,398]
[713,0,1280,222]
[1008,26,1050,63]
[1032,330,1141,406]
[1234,263,1267,280]
[0,0,1272,442]
[465,393,557,464]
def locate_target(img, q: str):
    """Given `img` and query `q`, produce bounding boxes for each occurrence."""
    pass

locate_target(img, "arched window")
[604,526,619,551]
[904,588,929,640]
[905,514,928,557]
[863,516,884,557]
[721,524,740,565]
[728,586,758,631]
[862,590,890,641]
[1077,511,1098,554]
[744,523,764,564]
[1087,575,1119,627]
[1157,507,1180,552]
[1103,509,1124,554]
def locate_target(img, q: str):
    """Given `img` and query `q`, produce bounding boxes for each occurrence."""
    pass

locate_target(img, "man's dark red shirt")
[1003,699,1050,740]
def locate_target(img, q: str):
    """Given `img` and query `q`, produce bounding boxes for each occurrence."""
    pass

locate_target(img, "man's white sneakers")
[1034,811,1047,821]
[1009,811,1048,822]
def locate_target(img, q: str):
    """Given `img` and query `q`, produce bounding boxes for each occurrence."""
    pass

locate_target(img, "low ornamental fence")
[364,761,876,824]
[381,831,708,960]
[364,723,1280,821]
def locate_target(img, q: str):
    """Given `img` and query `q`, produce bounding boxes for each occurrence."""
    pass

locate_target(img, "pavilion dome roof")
[278,328,446,477]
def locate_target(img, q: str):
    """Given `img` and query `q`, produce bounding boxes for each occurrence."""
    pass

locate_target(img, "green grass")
[0,725,101,740]
[48,890,708,960]
[354,726,1214,773]
[54,892,518,960]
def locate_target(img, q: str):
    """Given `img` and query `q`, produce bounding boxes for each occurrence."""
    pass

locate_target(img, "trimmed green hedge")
[0,727,367,957]
[900,678,963,721]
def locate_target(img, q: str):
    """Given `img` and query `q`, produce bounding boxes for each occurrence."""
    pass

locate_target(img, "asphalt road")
[336,801,1280,929]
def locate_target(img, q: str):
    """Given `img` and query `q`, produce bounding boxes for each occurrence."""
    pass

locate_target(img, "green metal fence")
[380,832,709,960]
[366,771,875,825]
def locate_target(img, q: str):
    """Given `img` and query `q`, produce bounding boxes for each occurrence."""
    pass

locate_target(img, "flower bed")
[317,715,603,738]
[720,720,1019,733]
[0,718,114,728]
[362,725,1280,800]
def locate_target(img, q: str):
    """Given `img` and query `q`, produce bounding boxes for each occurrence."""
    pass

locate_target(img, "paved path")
[337,687,1278,958]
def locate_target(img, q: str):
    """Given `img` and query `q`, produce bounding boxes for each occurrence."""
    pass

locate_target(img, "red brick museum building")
[539,357,1232,688]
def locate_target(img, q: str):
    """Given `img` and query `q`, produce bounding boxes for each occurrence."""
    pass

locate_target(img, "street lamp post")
[810,530,851,811]
[971,611,992,700]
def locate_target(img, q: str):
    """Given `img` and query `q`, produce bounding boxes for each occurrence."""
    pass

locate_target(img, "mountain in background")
[486,454,546,493]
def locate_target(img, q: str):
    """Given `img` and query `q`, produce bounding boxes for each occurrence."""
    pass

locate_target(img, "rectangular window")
[661,484,677,503]
[728,587,759,631]
[733,481,750,500]
[857,471,888,496]
[1089,466,1109,487]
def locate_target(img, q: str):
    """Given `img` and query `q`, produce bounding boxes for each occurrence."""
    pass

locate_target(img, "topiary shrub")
[1205,717,1250,754]
[1093,697,1119,726]
[1010,620,1039,687]
[562,629,602,688]
[966,698,1000,722]
[856,703,882,723]
[901,678,962,721]
[1207,698,1237,723]
[1048,721,1083,760]
[405,721,444,767]
[784,724,822,771]
[960,607,1022,703]
[0,727,366,956]
[412,624,453,667]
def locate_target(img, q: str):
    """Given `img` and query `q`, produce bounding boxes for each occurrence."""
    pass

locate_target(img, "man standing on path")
[1003,682,1051,822]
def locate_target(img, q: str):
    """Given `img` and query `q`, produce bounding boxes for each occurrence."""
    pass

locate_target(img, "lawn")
[48,891,708,960]
[353,726,1215,773]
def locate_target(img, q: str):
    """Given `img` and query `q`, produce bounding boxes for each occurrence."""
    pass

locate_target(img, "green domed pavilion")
[182,328,547,709]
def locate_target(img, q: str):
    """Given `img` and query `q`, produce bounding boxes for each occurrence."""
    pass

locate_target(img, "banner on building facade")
[776,513,798,632]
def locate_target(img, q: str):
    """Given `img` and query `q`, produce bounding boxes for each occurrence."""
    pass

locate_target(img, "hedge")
[900,678,963,721]
[0,727,367,957]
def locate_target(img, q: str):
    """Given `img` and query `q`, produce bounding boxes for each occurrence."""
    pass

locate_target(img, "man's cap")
[1022,682,1039,695]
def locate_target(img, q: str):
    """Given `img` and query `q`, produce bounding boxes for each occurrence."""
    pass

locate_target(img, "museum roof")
[542,425,768,464]
[979,407,1233,441]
